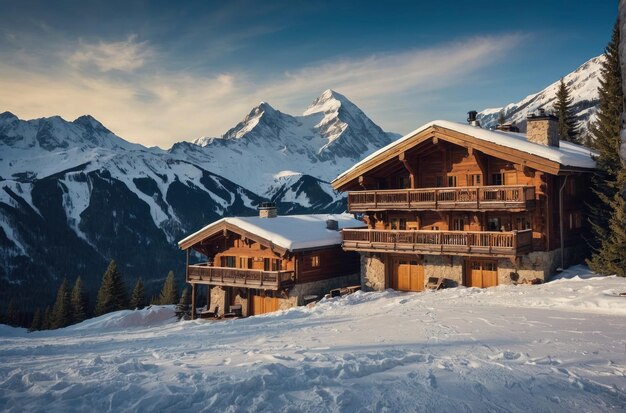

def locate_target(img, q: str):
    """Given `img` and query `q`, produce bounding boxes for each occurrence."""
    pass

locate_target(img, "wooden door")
[392,258,424,292]
[481,261,498,287]
[250,292,279,315]
[466,260,498,288]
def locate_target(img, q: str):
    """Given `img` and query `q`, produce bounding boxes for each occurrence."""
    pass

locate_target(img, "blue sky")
[0,0,617,147]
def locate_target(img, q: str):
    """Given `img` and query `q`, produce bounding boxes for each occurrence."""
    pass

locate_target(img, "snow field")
[0,267,625,412]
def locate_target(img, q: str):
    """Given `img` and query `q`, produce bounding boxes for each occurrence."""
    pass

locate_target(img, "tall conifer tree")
[593,177,626,277]
[29,308,42,332]
[4,300,17,327]
[158,271,178,305]
[95,260,128,315]
[51,278,71,329]
[553,78,580,143]
[129,278,146,310]
[587,21,626,275]
[71,277,88,324]
[42,306,51,330]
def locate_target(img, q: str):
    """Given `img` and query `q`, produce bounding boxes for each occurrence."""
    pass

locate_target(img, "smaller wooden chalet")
[178,205,364,317]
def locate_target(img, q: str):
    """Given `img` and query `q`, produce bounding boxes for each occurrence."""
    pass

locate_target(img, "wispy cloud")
[262,34,526,108]
[0,34,526,148]
[68,35,153,72]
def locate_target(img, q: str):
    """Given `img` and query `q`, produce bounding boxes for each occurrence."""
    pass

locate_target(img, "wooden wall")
[358,140,590,254]
[211,234,294,271]
[296,247,360,284]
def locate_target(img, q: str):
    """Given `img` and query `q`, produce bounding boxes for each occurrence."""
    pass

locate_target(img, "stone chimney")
[526,109,559,147]
[258,202,277,218]
[467,110,481,127]
[326,219,339,231]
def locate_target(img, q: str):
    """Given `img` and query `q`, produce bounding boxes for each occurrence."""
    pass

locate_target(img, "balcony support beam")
[399,152,417,189]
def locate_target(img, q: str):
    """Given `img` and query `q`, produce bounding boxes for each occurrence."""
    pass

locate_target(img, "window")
[452,218,464,231]
[391,218,407,230]
[239,257,252,269]
[468,174,481,186]
[221,256,236,268]
[492,173,504,186]
[483,262,497,271]
[311,255,320,268]
[435,176,444,187]
[514,217,531,230]
[263,258,280,271]
[487,217,501,231]
[447,175,457,187]
[391,218,398,230]
[567,179,577,196]
[398,175,410,189]
[570,212,582,230]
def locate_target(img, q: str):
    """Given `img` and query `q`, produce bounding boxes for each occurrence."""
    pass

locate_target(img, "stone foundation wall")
[286,273,360,305]
[422,255,464,287]
[361,253,386,291]
[359,244,587,290]
[232,291,250,316]
[202,272,360,316]
[499,244,587,284]
[209,286,227,316]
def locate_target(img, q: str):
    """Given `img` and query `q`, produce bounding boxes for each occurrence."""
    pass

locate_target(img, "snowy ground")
[1,265,625,412]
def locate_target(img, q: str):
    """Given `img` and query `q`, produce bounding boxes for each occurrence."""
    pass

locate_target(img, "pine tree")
[95,260,128,316]
[158,271,178,305]
[41,306,51,330]
[129,278,146,310]
[51,278,71,329]
[175,287,191,320]
[4,300,17,327]
[587,20,625,273]
[553,78,580,143]
[29,308,42,332]
[498,109,506,126]
[70,277,88,324]
[589,173,626,277]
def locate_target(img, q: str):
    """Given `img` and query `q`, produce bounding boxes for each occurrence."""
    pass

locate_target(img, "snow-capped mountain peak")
[0,111,18,122]
[303,89,349,116]
[168,90,398,193]
[73,114,111,133]
[478,55,604,136]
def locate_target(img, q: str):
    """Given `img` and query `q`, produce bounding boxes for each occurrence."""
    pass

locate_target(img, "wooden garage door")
[250,292,279,315]
[392,258,424,292]
[466,259,498,288]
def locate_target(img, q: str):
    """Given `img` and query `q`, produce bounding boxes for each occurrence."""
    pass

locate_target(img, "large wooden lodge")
[331,111,596,291]
[178,206,363,317]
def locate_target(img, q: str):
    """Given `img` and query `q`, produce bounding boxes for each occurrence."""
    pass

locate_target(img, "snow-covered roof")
[178,213,366,251]
[333,120,597,183]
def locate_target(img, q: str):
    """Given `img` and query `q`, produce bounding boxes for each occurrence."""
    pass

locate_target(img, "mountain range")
[0,53,605,314]
[0,90,397,310]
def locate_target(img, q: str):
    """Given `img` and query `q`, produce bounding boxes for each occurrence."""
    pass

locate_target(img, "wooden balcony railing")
[186,265,295,290]
[342,229,533,257]
[347,185,535,212]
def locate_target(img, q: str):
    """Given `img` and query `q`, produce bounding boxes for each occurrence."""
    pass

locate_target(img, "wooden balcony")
[347,185,535,212]
[342,229,533,257]
[186,265,295,290]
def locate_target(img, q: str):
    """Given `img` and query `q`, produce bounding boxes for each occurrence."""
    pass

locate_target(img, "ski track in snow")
[0,267,625,412]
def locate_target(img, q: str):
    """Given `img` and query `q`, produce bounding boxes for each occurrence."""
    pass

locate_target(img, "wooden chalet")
[178,205,364,317]
[331,111,596,291]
